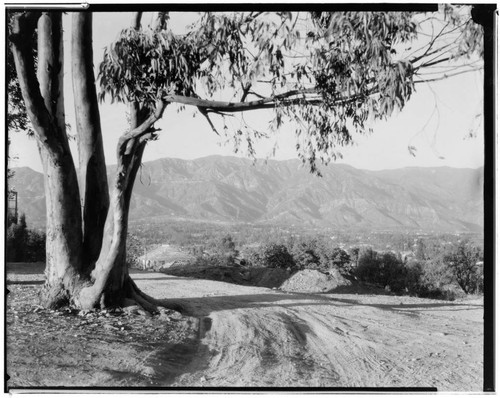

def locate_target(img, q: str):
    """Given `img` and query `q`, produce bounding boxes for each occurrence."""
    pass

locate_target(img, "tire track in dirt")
[134,272,483,390]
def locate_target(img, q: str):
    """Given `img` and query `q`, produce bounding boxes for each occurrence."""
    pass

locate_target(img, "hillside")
[9,156,483,232]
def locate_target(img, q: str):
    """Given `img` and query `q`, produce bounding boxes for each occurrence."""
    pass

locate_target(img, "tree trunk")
[38,13,85,307]
[76,134,160,311]
[72,13,109,269]
[11,10,169,312]
[11,12,85,308]
[72,12,168,312]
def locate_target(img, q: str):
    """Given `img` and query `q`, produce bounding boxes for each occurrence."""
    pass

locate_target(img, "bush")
[290,239,320,270]
[443,240,483,294]
[192,254,236,268]
[244,243,295,269]
[355,249,408,293]
[215,234,239,259]
[6,214,46,262]
[419,259,454,290]
[317,245,351,273]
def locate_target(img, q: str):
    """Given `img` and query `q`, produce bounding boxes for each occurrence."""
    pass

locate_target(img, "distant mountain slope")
[9,156,483,232]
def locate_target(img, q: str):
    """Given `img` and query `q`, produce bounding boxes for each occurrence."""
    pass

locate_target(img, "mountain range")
[9,155,484,232]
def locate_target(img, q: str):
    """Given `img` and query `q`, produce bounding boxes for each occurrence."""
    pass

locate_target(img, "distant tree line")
[6,213,46,262]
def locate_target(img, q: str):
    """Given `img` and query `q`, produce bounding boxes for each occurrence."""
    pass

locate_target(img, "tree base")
[41,274,183,315]
[39,282,70,309]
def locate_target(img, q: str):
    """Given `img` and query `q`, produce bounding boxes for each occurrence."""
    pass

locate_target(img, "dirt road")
[134,272,483,391]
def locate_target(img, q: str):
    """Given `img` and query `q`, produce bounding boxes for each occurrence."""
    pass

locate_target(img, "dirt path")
[6,267,483,390]
[133,272,483,391]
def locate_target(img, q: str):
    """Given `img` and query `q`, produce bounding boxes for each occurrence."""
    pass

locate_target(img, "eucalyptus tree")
[8,7,483,311]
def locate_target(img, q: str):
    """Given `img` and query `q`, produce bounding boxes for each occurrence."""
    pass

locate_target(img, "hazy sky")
[8,11,485,172]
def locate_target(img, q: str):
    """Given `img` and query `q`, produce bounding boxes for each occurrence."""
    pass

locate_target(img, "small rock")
[200,376,207,382]
[141,366,155,377]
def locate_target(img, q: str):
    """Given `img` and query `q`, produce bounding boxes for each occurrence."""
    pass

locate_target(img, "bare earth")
[7,266,483,391]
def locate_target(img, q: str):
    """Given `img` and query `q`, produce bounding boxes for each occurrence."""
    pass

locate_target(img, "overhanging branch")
[164,88,321,113]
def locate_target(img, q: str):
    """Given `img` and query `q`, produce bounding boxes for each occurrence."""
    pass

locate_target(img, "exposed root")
[121,275,185,315]
[42,273,185,317]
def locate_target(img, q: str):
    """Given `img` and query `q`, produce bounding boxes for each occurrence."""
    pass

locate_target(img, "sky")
[7,11,485,173]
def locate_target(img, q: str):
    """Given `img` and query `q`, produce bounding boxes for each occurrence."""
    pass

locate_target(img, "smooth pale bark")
[77,101,167,310]
[75,12,167,310]
[12,12,84,307]
[72,12,109,268]
[37,13,84,305]
[12,10,167,311]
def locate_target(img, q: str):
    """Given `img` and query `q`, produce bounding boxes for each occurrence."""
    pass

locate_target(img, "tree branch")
[118,99,168,155]
[198,106,220,135]
[133,12,142,30]
[164,88,320,113]
[414,66,483,83]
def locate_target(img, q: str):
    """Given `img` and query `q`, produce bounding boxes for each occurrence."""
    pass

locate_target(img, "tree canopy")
[98,7,483,172]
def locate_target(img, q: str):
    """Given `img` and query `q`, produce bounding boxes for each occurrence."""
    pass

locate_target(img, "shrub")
[6,214,46,262]
[354,249,408,293]
[290,239,320,270]
[443,240,483,294]
[354,248,380,283]
[192,254,236,268]
[245,243,295,269]
[215,234,239,259]
[24,229,46,262]
[317,245,351,273]
[419,258,454,290]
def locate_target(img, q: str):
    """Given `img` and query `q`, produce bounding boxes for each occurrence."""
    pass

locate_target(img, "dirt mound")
[280,268,351,293]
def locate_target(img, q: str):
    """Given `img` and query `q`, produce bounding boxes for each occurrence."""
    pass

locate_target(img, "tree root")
[38,273,185,317]
[120,275,185,315]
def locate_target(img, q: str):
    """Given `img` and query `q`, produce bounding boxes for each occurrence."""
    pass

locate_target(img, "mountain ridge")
[9,156,483,232]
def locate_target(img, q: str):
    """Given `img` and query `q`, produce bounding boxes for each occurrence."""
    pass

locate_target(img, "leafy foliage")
[7,14,34,136]
[98,8,482,173]
[290,239,320,269]
[247,243,296,269]
[6,214,46,262]
[443,240,483,294]
[318,246,352,273]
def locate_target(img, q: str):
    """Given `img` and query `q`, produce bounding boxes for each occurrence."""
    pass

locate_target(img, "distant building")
[137,244,195,270]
